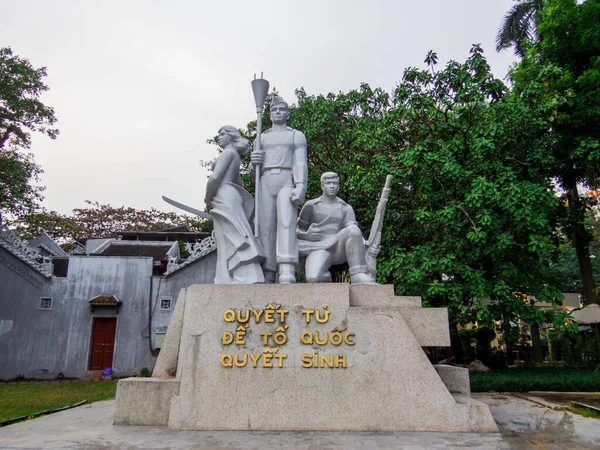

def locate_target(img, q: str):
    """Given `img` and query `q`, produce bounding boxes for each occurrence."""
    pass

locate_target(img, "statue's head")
[270,95,290,125]
[218,125,250,155]
[320,172,340,197]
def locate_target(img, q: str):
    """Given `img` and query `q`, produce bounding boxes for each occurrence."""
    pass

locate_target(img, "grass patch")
[0,380,117,423]
[470,368,600,393]
[569,406,600,419]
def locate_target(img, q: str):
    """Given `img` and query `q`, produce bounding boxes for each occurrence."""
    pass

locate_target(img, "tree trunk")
[502,314,515,365]
[530,323,543,364]
[572,221,598,304]
[566,182,599,305]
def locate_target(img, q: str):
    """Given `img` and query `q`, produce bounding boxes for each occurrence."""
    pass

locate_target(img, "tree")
[0,149,43,223]
[290,84,394,202]
[377,46,566,332]
[0,47,58,222]
[226,47,569,347]
[511,0,600,304]
[496,0,545,57]
[9,201,211,250]
[316,47,575,359]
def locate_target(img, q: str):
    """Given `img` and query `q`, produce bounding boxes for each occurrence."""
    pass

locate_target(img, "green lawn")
[570,406,600,418]
[0,380,118,423]
[470,368,600,393]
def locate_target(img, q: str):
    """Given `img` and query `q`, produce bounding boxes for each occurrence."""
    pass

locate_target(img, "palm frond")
[496,0,542,57]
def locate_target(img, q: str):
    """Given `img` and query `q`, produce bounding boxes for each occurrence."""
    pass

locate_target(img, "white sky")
[2,0,517,216]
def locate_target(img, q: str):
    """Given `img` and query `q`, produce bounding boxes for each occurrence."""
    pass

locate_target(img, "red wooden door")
[89,318,117,370]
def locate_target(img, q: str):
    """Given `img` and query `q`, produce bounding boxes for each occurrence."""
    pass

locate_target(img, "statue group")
[164,78,389,285]
[201,84,388,286]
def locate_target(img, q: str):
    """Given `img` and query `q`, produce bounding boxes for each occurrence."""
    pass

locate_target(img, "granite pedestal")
[114,284,497,432]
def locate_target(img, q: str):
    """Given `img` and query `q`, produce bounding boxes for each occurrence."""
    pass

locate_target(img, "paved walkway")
[0,394,599,449]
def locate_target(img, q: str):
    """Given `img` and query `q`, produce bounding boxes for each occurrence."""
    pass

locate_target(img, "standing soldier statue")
[250,94,308,283]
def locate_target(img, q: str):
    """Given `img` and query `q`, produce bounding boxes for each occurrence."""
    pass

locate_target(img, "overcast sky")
[2,0,517,216]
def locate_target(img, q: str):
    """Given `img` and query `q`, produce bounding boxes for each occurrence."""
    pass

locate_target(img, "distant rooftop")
[96,241,176,260]
[119,230,209,243]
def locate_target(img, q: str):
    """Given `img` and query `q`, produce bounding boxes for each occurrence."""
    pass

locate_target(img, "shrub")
[470,368,600,392]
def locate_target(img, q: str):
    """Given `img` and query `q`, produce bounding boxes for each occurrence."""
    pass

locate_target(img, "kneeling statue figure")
[297,172,377,284]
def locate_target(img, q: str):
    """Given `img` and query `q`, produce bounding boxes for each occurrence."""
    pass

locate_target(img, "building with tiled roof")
[0,225,217,380]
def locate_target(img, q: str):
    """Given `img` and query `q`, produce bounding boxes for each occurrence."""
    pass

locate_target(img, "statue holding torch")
[250,80,308,284]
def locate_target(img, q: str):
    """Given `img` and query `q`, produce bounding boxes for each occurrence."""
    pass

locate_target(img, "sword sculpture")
[250,73,270,237]
[366,175,393,278]
[162,195,212,221]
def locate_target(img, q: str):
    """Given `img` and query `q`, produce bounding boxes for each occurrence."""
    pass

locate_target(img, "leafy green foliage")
[372,46,562,327]
[0,149,43,221]
[289,84,393,202]
[8,201,210,249]
[470,367,600,392]
[0,47,58,149]
[0,47,58,221]
[545,235,600,293]
[219,46,568,331]
[511,0,600,304]
[496,0,544,57]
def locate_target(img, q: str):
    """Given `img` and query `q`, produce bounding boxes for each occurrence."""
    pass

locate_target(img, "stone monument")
[114,76,498,433]
[250,93,307,284]
[205,126,265,284]
[298,172,377,284]
[114,284,497,432]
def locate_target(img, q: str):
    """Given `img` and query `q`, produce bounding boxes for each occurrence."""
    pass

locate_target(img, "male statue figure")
[297,172,377,284]
[251,95,308,283]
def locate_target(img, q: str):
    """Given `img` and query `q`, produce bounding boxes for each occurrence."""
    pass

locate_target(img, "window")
[160,299,172,311]
[155,330,166,348]
[39,297,53,310]
[52,258,69,277]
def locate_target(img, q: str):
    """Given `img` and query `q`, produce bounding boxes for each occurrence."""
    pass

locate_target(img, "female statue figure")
[205,126,266,284]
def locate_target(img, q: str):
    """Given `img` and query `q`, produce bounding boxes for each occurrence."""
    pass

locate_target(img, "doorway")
[89,317,117,370]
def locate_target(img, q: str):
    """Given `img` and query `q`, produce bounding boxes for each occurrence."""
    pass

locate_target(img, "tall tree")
[0,47,58,222]
[496,0,544,57]
[511,0,600,304]
[376,46,565,330]
[228,47,569,336]
[9,201,211,249]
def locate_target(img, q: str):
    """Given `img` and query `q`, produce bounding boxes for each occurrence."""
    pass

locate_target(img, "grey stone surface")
[152,249,217,350]
[469,359,491,372]
[393,295,422,307]
[349,285,422,308]
[113,378,180,426]
[349,284,394,306]
[152,289,186,379]
[434,364,471,395]
[297,172,376,285]
[400,307,452,347]
[2,394,600,449]
[163,284,495,431]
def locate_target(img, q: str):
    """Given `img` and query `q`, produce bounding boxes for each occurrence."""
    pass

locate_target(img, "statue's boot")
[264,270,276,284]
[278,263,296,284]
[351,272,377,285]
